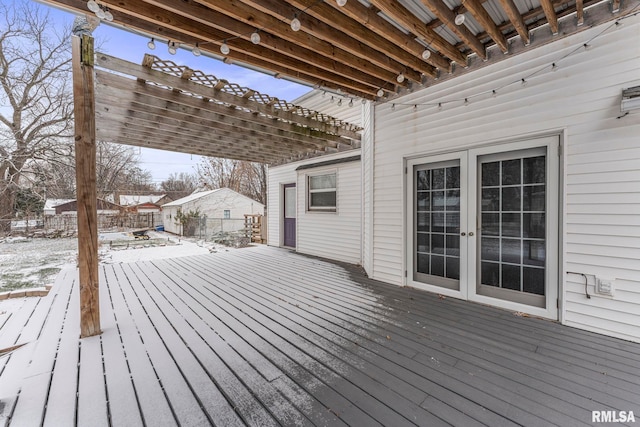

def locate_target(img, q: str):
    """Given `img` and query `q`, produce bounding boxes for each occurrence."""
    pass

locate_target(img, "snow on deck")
[0,246,639,426]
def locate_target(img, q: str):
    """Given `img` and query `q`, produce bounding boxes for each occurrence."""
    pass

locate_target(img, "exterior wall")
[370,17,640,342]
[362,101,374,276]
[267,150,362,264]
[163,205,182,235]
[293,89,363,126]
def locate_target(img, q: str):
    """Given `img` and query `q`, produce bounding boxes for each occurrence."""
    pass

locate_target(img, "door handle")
[469,232,474,237]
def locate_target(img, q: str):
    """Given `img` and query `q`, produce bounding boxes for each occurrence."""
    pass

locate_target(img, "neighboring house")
[43,199,75,216]
[162,188,264,235]
[118,194,172,213]
[269,20,640,343]
[53,199,124,215]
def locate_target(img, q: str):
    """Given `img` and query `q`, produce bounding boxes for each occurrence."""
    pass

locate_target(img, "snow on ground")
[0,231,234,292]
[100,231,231,264]
[0,237,78,291]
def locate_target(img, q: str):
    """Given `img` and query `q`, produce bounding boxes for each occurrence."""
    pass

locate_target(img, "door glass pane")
[415,163,460,287]
[479,153,546,297]
[285,187,296,218]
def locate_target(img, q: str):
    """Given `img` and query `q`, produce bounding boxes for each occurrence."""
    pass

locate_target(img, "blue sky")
[42,2,312,185]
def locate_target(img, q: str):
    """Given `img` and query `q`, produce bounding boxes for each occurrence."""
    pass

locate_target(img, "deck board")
[1,245,639,426]
[8,269,76,427]
[98,267,145,427]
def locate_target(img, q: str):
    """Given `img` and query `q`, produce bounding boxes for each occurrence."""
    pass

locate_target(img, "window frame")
[307,171,337,213]
[223,209,231,219]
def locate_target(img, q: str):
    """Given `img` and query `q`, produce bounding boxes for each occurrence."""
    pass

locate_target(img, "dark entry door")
[283,183,296,247]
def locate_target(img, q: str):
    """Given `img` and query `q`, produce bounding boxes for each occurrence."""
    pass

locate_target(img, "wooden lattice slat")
[145,55,362,133]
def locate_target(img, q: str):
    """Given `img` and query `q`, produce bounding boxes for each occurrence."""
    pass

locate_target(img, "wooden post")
[72,34,101,337]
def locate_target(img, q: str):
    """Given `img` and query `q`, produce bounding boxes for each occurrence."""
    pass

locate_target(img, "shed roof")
[162,189,222,207]
[119,194,167,206]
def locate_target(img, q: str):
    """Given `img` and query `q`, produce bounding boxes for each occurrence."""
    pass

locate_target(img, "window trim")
[223,209,231,219]
[307,171,337,212]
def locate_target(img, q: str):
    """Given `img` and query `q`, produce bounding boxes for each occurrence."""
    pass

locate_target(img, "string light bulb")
[87,0,99,13]
[329,96,335,104]
[422,49,432,60]
[521,78,527,86]
[337,98,343,106]
[454,13,466,25]
[251,30,261,44]
[396,72,405,83]
[437,102,443,111]
[492,89,497,98]
[147,38,156,50]
[95,6,106,20]
[391,104,396,111]
[551,62,558,72]
[464,98,469,106]
[168,41,177,55]
[361,98,367,105]
[337,0,347,6]
[291,15,301,32]
[348,99,354,107]
[103,8,113,22]
[220,41,230,55]
[192,43,201,57]
[376,88,384,98]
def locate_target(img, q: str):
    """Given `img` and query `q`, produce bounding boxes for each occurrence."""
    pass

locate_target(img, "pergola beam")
[241,0,431,82]
[420,0,487,59]
[143,0,404,91]
[94,71,356,148]
[365,0,465,65]
[96,53,361,140]
[96,92,344,150]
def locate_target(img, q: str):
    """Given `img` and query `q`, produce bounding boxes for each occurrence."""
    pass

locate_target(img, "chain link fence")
[1,213,164,237]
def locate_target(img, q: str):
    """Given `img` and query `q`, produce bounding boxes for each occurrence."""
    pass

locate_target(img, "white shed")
[162,188,264,235]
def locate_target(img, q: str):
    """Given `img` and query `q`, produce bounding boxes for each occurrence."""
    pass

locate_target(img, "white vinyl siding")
[362,101,374,276]
[292,90,363,126]
[267,150,362,264]
[298,161,361,264]
[370,18,640,342]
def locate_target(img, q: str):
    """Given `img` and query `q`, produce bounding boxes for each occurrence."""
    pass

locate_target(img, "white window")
[308,172,336,211]
[223,210,231,219]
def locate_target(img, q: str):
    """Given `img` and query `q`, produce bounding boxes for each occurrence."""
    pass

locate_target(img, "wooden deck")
[1,245,639,426]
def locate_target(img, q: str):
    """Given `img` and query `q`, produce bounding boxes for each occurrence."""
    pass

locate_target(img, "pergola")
[40,0,637,336]
[70,33,362,337]
[94,53,361,164]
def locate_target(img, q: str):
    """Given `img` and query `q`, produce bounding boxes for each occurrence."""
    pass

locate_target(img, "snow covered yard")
[0,231,234,292]
[0,237,77,292]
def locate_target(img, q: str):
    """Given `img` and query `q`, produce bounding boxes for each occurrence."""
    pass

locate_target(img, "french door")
[407,137,559,319]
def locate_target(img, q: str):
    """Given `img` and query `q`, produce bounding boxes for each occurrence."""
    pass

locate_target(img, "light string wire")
[387,5,640,111]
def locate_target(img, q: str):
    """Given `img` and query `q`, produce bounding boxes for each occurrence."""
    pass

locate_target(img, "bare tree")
[160,172,197,200]
[197,158,266,204]
[95,141,152,199]
[0,0,74,230]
